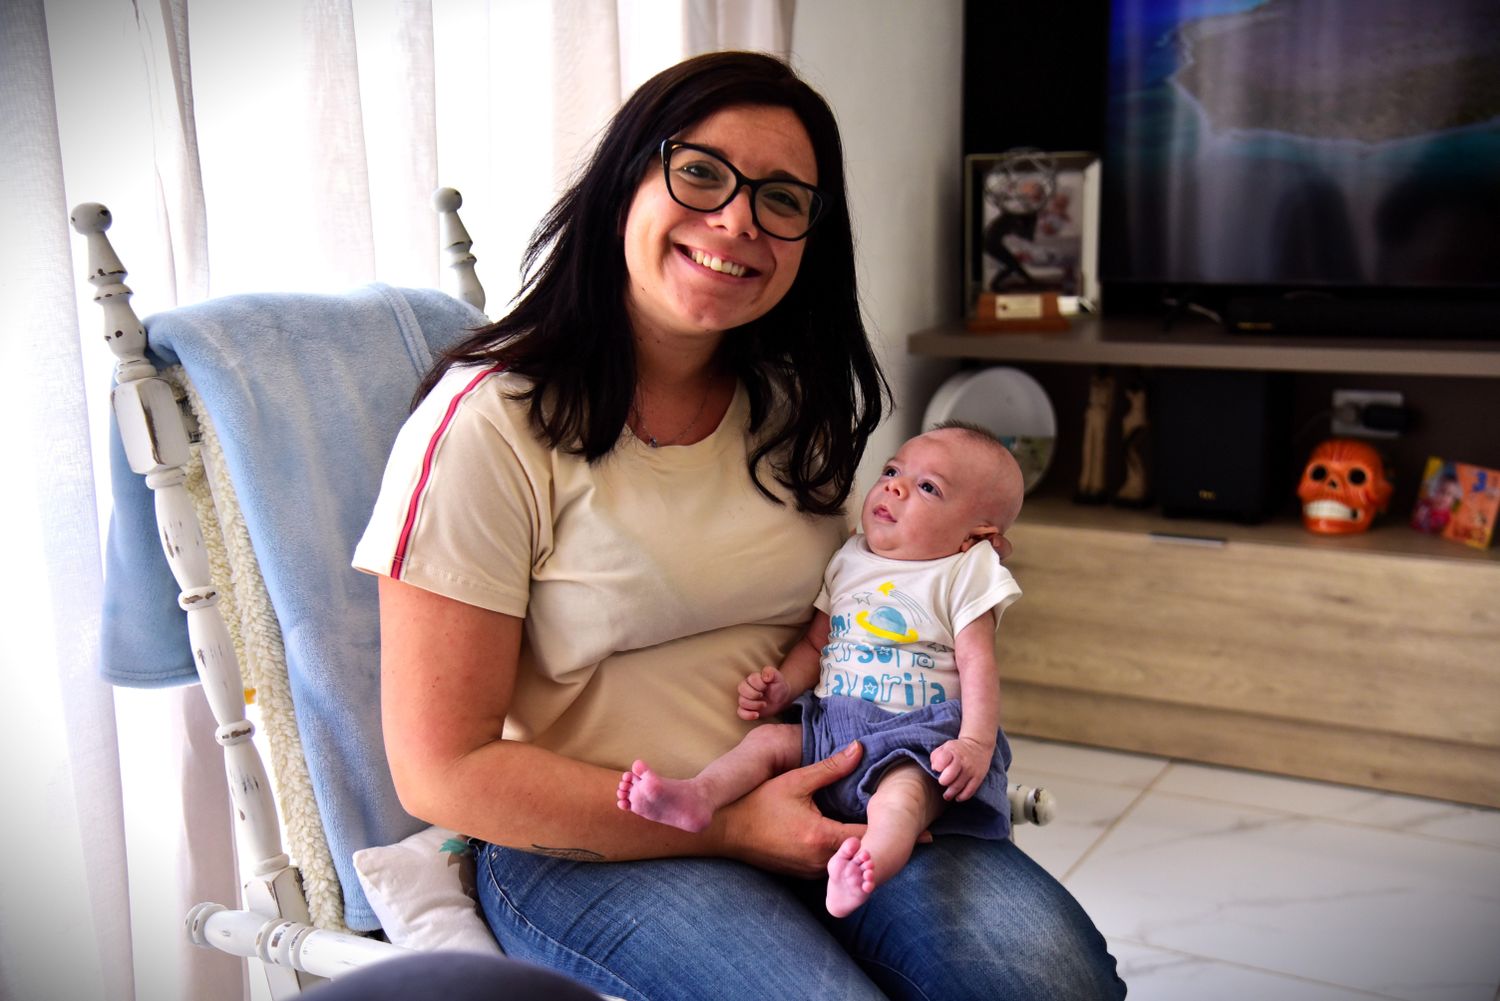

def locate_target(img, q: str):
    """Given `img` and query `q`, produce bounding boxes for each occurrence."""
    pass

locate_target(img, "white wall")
[790,0,964,491]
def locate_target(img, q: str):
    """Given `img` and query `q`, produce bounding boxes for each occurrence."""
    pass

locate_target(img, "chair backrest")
[75,191,489,945]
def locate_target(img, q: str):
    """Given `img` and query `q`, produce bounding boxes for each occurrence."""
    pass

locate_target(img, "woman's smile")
[679,244,757,279]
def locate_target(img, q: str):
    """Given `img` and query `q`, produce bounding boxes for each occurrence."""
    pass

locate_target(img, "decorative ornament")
[632,379,712,448]
[1075,368,1115,503]
[1113,380,1151,508]
[1296,438,1393,534]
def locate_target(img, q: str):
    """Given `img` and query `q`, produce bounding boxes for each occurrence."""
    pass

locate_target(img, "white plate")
[922,367,1057,494]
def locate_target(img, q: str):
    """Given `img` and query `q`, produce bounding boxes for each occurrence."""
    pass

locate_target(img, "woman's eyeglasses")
[660,140,825,241]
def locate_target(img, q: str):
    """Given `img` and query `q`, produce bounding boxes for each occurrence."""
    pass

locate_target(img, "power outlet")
[1331,389,1403,438]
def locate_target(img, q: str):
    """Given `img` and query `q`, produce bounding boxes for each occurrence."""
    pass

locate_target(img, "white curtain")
[1,5,134,999]
[2,1,789,999]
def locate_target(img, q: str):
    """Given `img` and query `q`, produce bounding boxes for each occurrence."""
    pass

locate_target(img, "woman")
[355,51,1124,1000]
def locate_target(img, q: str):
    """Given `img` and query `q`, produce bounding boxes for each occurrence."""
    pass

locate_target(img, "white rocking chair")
[74,190,486,996]
[74,190,1055,999]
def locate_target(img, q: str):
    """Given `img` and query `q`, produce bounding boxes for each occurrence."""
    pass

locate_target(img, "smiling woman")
[360,50,1125,1000]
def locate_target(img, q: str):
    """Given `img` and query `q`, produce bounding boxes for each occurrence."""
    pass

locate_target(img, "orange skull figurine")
[1297,439,1394,534]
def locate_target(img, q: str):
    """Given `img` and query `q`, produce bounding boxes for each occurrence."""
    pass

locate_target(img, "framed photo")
[963,150,1100,318]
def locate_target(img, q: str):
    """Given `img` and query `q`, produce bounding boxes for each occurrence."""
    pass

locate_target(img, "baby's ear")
[958,524,999,553]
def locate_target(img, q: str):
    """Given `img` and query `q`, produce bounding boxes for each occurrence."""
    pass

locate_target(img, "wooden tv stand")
[910,316,1500,807]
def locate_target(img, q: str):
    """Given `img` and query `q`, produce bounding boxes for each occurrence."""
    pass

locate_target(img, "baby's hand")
[737,666,793,720]
[930,737,994,802]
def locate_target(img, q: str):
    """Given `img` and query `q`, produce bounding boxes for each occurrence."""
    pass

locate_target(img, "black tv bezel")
[1095,0,1500,338]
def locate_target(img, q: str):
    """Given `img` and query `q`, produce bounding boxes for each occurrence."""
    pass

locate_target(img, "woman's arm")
[378,576,864,875]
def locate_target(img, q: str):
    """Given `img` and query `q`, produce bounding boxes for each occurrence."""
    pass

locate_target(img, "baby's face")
[860,431,1003,560]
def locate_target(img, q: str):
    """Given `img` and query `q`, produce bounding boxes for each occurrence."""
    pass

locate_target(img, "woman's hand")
[737,665,793,720]
[959,531,1013,562]
[712,741,868,877]
[988,533,1013,562]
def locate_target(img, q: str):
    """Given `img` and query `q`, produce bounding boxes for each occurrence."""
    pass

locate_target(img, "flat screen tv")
[1101,0,1500,335]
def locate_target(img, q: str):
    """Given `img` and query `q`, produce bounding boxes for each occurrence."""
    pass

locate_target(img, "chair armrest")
[187,903,411,982]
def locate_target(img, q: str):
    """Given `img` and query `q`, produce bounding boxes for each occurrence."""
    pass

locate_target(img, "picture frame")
[1411,456,1500,549]
[963,150,1101,319]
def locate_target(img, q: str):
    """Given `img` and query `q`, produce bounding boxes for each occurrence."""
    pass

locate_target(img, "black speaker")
[1149,369,1292,523]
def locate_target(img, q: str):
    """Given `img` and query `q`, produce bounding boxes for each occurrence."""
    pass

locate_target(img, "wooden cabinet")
[910,317,1500,807]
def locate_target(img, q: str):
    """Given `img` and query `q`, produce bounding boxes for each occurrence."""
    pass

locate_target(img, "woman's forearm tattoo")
[529,844,606,862]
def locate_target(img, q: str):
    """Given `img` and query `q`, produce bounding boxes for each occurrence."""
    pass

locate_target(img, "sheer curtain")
[3,1,789,998]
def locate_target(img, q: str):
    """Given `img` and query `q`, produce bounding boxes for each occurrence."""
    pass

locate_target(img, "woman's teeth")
[689,249,746,277]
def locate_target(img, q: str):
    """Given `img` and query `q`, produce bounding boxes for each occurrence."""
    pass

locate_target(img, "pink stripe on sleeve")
[390,365,502,579]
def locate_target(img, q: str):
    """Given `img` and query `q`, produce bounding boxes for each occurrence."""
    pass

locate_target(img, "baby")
[618,421,1027,916]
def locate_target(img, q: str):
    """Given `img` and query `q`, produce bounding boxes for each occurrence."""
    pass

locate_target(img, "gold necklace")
[633,378,713,448]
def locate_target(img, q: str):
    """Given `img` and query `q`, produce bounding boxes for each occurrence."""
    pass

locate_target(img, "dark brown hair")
[416,51,888,516]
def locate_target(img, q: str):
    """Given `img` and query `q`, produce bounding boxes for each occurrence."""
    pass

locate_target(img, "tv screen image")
[1102,0,1500,295]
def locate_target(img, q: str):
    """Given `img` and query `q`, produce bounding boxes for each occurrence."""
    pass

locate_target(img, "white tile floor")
[1007,737,1500,1001]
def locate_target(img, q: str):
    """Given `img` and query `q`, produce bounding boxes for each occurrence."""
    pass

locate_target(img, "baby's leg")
[619,723,802,833]
[826,762,943,917]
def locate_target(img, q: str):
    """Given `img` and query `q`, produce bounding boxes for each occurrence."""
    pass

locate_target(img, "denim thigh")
[475,843,886,1001]
[827,836,1127,1001]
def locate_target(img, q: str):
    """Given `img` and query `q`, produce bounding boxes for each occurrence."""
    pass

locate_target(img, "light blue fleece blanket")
[100,284,485,930]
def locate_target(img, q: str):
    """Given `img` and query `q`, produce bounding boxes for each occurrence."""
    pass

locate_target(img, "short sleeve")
[353,369,547,617]
[947,544,1022,636]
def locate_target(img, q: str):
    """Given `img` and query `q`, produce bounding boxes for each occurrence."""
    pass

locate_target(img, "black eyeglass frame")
[658,139,826,241]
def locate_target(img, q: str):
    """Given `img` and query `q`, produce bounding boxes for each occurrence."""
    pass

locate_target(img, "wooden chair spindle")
[432,187,485,313]
[72,203,323,998]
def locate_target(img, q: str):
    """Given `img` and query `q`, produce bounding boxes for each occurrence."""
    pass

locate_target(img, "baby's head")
[860,422,1025,561]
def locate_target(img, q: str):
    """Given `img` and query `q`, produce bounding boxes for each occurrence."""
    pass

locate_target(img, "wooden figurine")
[1114,381,1151,507]
[1076,368,1115,503]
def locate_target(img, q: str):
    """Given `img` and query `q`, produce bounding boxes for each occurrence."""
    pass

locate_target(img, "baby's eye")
[882,466,898,477]
[919,481,940,495]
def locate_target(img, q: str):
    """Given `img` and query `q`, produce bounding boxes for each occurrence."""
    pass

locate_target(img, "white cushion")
[352,825,502,954]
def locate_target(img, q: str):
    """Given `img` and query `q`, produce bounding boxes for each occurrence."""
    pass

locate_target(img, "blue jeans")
[475,836,1125,1000]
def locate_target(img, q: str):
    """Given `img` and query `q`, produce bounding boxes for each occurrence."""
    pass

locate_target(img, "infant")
[619,422,1025,916]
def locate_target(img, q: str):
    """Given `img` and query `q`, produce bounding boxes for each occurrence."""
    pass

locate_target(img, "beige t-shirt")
[353,365,847,777]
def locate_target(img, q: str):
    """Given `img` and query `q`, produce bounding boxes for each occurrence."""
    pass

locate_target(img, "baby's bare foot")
[617,760,715,833]
[825,836,876,917]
